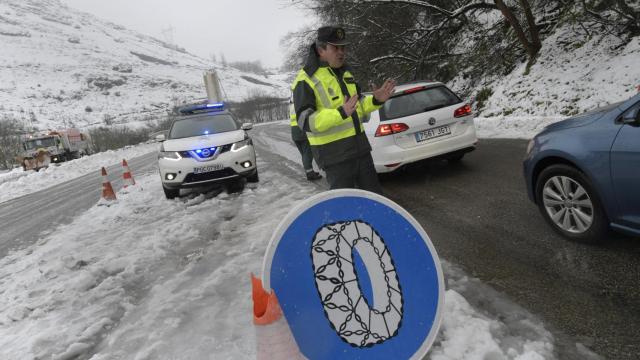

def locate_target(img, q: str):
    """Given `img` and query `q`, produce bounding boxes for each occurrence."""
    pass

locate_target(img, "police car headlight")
[158,151,181,160]
[231,138,252,152]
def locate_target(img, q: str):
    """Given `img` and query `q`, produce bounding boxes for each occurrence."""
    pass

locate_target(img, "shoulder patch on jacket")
[344,77,355,84]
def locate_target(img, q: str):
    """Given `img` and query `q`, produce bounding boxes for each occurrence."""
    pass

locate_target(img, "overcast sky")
[59,0,315,68]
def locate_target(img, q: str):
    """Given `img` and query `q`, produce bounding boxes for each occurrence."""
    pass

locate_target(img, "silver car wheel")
[542,176,593,234]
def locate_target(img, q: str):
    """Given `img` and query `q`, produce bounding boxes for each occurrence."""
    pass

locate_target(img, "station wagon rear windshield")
[380,85,462,121]
[169,114,239,139]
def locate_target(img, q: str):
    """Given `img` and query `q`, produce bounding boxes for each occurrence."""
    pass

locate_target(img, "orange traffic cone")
[251,274,304,360]
[101,167,117,201]
[122,159,135,187]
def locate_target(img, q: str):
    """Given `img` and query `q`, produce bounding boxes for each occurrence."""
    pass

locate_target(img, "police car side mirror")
[241,123,253,131]
[155,134,166,142]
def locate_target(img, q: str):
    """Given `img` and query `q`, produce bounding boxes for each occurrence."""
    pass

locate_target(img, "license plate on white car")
[193,164,223,174]
[415,125,451,142]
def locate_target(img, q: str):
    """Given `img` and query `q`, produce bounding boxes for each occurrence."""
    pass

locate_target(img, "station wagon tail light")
[454,104,472,118]
[375,123,409,137]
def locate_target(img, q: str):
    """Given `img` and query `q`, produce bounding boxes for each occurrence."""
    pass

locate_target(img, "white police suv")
[157,103,258,199]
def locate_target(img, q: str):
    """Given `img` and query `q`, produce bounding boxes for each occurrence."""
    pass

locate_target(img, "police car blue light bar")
[179,102,225,114]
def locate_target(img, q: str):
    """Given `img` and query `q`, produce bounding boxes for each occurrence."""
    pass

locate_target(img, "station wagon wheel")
[535,164,608,244]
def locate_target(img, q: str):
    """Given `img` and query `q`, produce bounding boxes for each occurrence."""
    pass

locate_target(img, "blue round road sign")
[262,189,444,359]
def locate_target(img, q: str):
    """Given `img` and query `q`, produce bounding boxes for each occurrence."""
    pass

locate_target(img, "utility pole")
[160,25,175,45]
[203,70,223,103]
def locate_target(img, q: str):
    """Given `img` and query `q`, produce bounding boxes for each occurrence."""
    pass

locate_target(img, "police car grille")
[179,144,232,158]
[184,168,237,183]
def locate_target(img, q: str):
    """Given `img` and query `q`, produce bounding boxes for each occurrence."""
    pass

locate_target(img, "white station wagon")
[363,81,477,173]
[157,103,258,199]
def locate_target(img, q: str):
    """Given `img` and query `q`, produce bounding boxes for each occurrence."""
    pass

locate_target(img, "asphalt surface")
[378,139,640,360]
[252,123,640,360]
[0,152,159,258]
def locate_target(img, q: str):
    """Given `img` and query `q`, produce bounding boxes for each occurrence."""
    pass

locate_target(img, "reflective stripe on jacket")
[289,103,298,127]
[290,102,308,142]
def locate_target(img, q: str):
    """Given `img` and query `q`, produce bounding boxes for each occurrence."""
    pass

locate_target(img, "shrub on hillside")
[475,87,494,111]
[0,116,26,170]
[227,91,288,123]
[89,126,150,152]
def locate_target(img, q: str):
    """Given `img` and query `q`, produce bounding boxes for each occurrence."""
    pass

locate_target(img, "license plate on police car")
[415,125,451,142]
[193,164,223,174]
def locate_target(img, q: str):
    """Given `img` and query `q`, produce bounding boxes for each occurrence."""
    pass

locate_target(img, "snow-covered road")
[0,121,601,360]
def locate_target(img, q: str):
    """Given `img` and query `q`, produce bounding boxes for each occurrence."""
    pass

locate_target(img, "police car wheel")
[226,179,245,194]
[247,169,259,183]
[163,185,179,199]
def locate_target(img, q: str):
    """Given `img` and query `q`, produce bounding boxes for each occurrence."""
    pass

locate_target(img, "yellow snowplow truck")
[18,129,93,171]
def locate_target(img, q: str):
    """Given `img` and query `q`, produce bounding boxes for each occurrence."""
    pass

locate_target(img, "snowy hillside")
[449,25,640,137]
[478,29,640,117]
[0,0,289,131]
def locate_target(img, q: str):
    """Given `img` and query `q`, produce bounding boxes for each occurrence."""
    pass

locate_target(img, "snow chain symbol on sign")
[311,220,403,347]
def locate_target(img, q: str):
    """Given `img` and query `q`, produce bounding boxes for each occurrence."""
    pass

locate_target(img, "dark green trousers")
[291,125,313,171]
[294,139,314,171]
[324,153,383,195]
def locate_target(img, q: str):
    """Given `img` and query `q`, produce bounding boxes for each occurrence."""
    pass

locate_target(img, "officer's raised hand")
[341,95,359,117]
[372,79,397,103]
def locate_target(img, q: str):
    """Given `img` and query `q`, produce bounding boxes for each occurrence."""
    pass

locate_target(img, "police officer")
[292,26,395,194]
[289,95,322,181]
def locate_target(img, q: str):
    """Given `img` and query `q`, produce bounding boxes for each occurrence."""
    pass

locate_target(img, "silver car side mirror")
[241,123,253,131]
[155,134,166,142]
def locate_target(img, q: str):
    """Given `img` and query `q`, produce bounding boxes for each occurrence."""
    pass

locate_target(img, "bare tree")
[288,0,514,83]
[358,0,542,67]
[286,0,636,94]
[580,0,640,36]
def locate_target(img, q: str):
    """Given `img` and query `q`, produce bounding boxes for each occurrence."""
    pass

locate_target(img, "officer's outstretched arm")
[355,82,384,116]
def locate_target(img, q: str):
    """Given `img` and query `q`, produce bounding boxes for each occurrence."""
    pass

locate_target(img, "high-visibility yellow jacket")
[290,100,308,142]
[292,44,382,168]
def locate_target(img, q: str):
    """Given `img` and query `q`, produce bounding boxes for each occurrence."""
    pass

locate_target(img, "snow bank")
[0,167,565,359]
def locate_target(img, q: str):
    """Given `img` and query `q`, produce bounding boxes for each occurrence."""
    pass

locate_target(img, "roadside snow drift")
[0,158,562,359]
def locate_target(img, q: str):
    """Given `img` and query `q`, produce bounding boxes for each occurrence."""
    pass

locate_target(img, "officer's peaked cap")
[317,26,349,46]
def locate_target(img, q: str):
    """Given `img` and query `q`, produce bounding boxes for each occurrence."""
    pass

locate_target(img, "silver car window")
[169,114,239,139]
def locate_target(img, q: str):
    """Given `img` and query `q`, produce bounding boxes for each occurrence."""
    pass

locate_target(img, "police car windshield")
[169,114,239,139]
[24,137,56,150]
